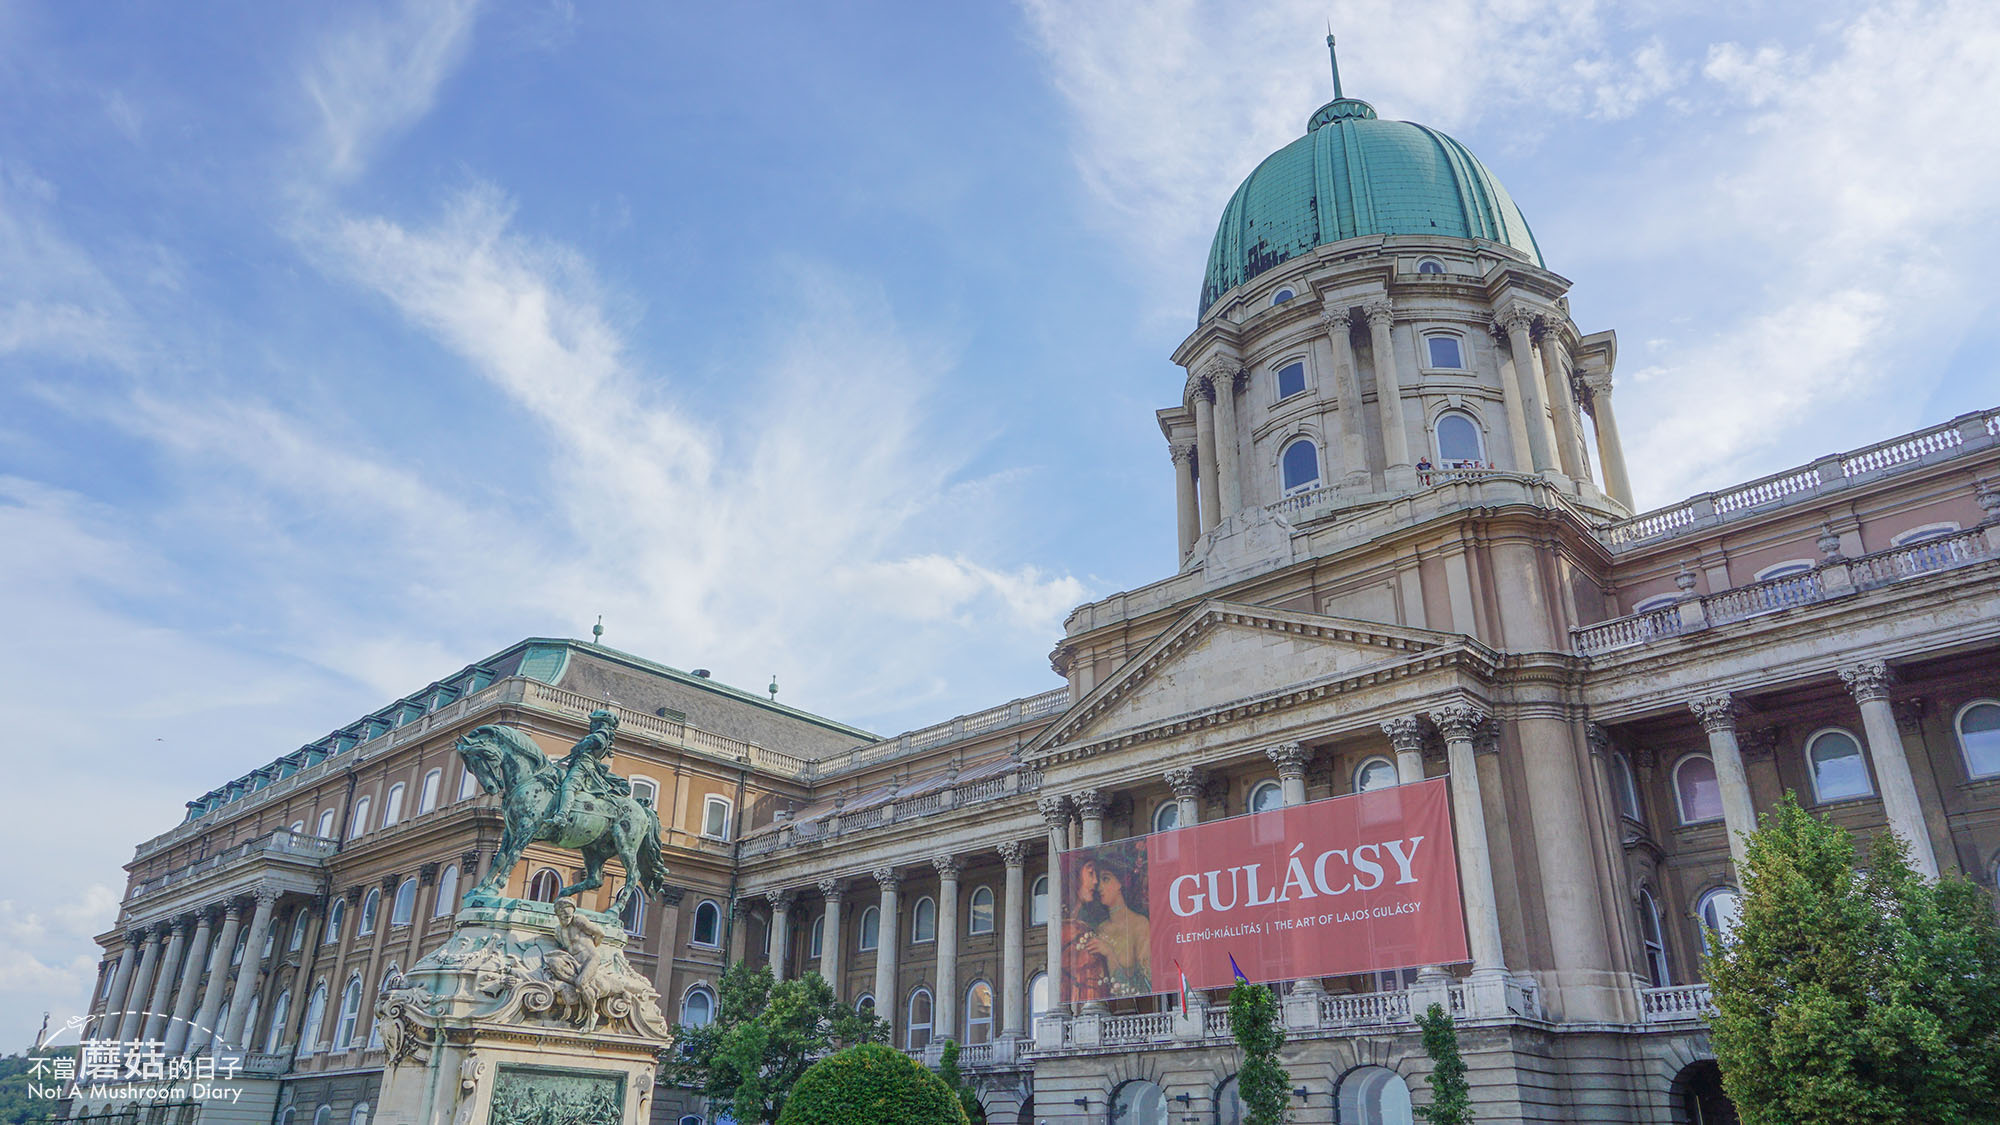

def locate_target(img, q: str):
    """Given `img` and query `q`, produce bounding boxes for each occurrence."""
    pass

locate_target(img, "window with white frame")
[858,905,881,951]
[316,809,336,838]
[348,797,371,839]
[855,993,876,1017]
[1030,876,1049,925]
[527,869,562,904]
[1424,333,1465,369]
[1806,728,1873,802]
[434,866,459,916]
[312,1107,331,1125]
[349,1103,369,1125]
[1280,438,1321,494]
[911,896,936,943]
[1956,700,2000,778]
[1028,973,1049,1024]
[324,900,344,944]
[418,769,441,814]
[290,912,310,951]
[691,901,722,947]
[1632,593,1682,614]
[629,776,658,807]
[1674,754,1724,824]
[809,915,824,958]
[905,988,934,1051]
[1271,287,1296,305]
[391,878,417,926]
[335,974,363,1048]
[1638,889,1670,987]
[1337,1066,1414,1125]
[702,796,732,840]
[968,886,995,935]
[1417,257,1446,275]
[964,980,994,1045]
[1891,522,1959,546]
[1612,752,1643,823]
[290,820,305,835]
[1697,886,1742,939]
[381,783,405,828]
[1353,756,1398,792]
[1753,559,1815,582]
[457,768,479,801]
[1275,361,1307,401]
[1249,779,1283,813]
[263,989,291,1053]
[620,893,645,935]
[1433,410,1484,465]
[358,888,380,936]
[1153,801,1180,833]
[680,986,715,1028]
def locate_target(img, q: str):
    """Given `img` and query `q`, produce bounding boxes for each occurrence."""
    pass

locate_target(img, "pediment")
[1029,601,1471,756]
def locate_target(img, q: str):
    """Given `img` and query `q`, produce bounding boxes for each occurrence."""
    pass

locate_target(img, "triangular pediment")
[1030,601,1473,756]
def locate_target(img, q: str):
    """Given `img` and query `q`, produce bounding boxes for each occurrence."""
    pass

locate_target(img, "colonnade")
[93,886,284,1054]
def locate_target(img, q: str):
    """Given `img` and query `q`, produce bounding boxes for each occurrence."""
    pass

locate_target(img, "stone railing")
[130,829,339,902]
[1100,1011,1174,1045]
[1203,1007,1232,1038]
[1573,527,1995,656]
[738,768,1045,859]
[240,1053,291,1078]
[1640,984,1715,1023]
[1416,462,1501,487]
[1319,990,1411,1028]
[1601,409,1998,550]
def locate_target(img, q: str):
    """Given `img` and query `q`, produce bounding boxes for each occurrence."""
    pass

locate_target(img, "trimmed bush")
[777,1043,971,1125]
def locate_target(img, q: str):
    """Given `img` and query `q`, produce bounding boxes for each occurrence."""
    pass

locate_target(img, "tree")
[1704,794,2000,1125]
[665,964,888,1125]
[1413,1002,1473,1124]
[776,1043,969,1125]
[934,1039,986,1124]
[1229,982,1290,1125]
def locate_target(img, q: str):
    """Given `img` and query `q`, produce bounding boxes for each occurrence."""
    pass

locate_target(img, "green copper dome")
[1199,95,1542,316]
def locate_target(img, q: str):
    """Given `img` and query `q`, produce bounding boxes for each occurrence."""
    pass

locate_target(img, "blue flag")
[1228,953,1248,984]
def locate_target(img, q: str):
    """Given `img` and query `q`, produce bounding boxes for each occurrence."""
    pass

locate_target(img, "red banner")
[1060,778,1467,1000]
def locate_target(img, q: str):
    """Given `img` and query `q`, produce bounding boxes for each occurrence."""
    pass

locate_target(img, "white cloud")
[303,0,484,180]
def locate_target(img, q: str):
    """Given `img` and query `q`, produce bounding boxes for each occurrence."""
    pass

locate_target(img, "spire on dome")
[1326,29,1343,100]
[1305,32,1375,132]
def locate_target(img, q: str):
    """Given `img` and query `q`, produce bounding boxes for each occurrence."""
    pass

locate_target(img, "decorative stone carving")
[1265,743,1308,779]
[1893,698,1926,733]
[1839,660,1894,704]
[932,855,961,879]
[766,888,797,912]
[872,866,901,891]
[1675,566,1700,594]
[1363,300,1395,328]
[1320,306,1354,334]
[420,862,441,887]
[1072,789,1108,820]
[996,840,1030,867]
[1184,370,1211,405]
[1200,355,1237,393]
[452,1053,487,1125]
[1688,694,1739,734]
[1037,795,1070,832]
[1736,727,1779,762]
[1584,723,1612,757]
[1431,702,1490,742]
[1163,766,1208,800]
[1500,304,1538,336]
[1380,720,1425,755]
[1201,774,1231,814]
[1817,523,1845,560]
[815,877,845,903]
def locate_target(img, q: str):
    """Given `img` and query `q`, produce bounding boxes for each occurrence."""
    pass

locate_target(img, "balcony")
[1574,527,1996,656]
[1639,984,1715,1023]
[127,828,339,906]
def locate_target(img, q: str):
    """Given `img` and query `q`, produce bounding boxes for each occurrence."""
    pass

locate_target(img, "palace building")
[78,39,2000,1125]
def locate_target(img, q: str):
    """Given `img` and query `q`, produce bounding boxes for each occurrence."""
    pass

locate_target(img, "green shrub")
[776,1043,970,1125]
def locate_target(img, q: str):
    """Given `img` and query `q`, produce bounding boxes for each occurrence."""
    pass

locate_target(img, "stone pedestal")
[373,901,669,1125]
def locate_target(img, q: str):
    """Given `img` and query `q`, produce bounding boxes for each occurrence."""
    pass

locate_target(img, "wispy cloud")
[303,0,483,180]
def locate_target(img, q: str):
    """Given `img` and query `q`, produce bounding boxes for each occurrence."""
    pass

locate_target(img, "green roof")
[1199,97,1542,316]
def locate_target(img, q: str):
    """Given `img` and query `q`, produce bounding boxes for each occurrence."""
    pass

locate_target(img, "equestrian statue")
[455,710,671,917]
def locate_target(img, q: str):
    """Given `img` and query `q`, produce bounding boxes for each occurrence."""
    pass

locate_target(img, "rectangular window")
[1426,336,1464,369]
[702,796,731,840]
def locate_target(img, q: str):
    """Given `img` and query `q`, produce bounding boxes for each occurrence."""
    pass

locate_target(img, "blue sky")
[3,0,1998,1043]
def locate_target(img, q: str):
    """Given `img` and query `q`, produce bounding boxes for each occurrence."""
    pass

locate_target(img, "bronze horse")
[455,724,671,915]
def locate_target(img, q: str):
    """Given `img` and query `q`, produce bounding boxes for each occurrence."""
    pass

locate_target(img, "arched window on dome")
[1417,257,1446,275]
[1434,411,1485,466]
[1424,332,1465,369]
[1274,361,1307,401]
[1280,438,1321,494]
[1270,287,1296,306]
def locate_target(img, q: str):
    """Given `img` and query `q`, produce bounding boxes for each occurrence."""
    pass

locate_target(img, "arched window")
[1271,287,1296,305]
[290,912,310,950]
[905,988,934,1051]
[434,865,459,917]
[1353,756,1398,793]
[1028,972,1049,1025]
[1633,593,1681,614]
[620,893,646,935]
[239,992,261,1053]
[290,820,305,835]
[527,869,562,904]
[312,1107,331,1125]
[358,888,380,936]
[1030,876,1049,925]
[1673,754,1723,824]
[1892,522,1959,545]
[349,1104,369,1125]
[1337,1065,1414,1125]
[1434,411,1484,465]
[702,795,732,840]
[417,769,441,814]
[858,905,881,951]
[855,993,876,1017]
[691,901,722,947]
[1249,780,1284,814]
[809,915,825,958]
[1112,1080,1167,1125]
[1152,801,1179,833]
[279,1107,295,1125]
[316,809,336,838]
[348,797,371,839]
[964,981,994,1045]
[1638,889,1670,988]
[263,989,292,1053]
[1280,438,1320,494]
[1697,886,1742,939]
[381,783,405,828]
[335,974,363,1048]
[324,899,345,944]
[1275,361,1307,400]
[1753,559,1815,581]
[1424,333,1465,369]
[629,776,658,806]
[1612,752,1643,823]
[1217,1076,1246,1125]
[1416,257,1446,275]
[1956,700,2000,778]
[678,1117,703,1125]
[968,886,995,935]
[911,897,937,943]
[457,768,479,801]
[232,930,247,964]
[1806,728,1873,802]
[680,985,715,1028]
[390,878,418,927]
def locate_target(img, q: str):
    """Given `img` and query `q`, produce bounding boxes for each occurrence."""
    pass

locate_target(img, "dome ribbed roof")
[1199,97,1542,316]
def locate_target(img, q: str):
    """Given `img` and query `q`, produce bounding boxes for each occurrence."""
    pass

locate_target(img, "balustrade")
[1639,984,1715,1023]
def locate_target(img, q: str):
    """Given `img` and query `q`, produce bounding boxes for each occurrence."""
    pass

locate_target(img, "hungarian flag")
[1173,959,1189,1010]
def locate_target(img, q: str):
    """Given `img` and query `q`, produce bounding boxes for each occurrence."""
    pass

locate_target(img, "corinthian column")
[1383,718,1427,784]
[1580,374,1634,506]
[219,887,279,1051]
[1322,306,1372,485]
[1432,704,1507,977]
[190,901,242,1053]
[114,926,162,1042]
[1190,373,1220,533]
[142,917,191,1041]
[1689,695,1759,873]
[1073,789,1106,846]
[1266,744,1308,806]
[1538,326,1587,480]
[96,936,142,1039]
[816,879,845,1000]
[1365,302,1413,480]
[1497,307,1552,473]
[933,856,961,1048]
[767,890,795,982]
[997,841,1028,1039]
[1205,358,1243,518]
[1037,796,1070,1021]
[1839,662,1940,878]
[163,910,216,1053]
[1171,443,1199,562]
[871,868,901,1036]
[1165,766,1207,827]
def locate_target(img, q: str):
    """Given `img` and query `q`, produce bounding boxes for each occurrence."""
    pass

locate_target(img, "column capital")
[1499,304,1539,335]
[1362,300,1395,329]
[766,888,797,912]
[419,862,441,886]
[1893,697,1926,733]
[871,866,901,892]
[996,840,1030,867]
[1169,441,1196,465]
[377,873,402,893]
[1380,719,1426,755]
[1319,305,1355,333]
[931,855,962,880]
[1688,693,1739,734]
[252,885,283,908]
[460,849,483,871]
[126,925,151,945]
[1163,765,1209,800]
[343,883,366,906]
[815,877,845,903]
[657,885,687,907]
[1838,660,1894,704]
[1198,354,1238,387]
[1584,722,1612,756]
[1036,795,1071,831]
[1262,743,1306,776]
[169,914,194,936]
[1431,702,1490,741]
[1184,369,1214,405]
[1578,370,1613,398]
[1071,789,1107,820]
